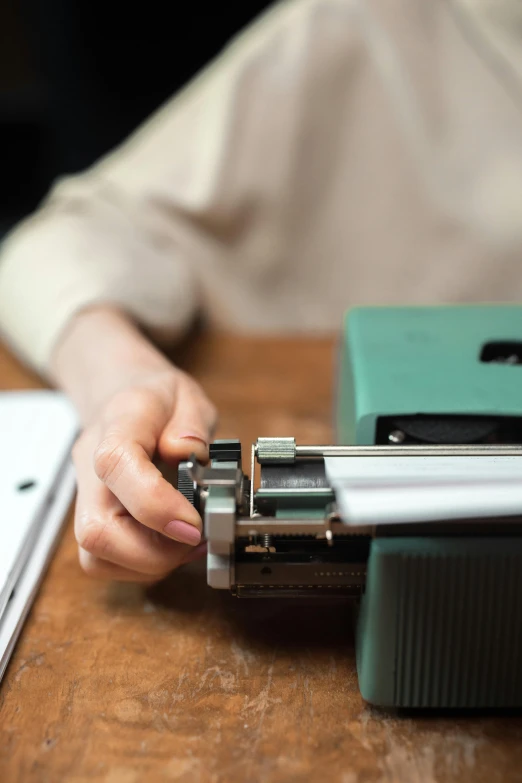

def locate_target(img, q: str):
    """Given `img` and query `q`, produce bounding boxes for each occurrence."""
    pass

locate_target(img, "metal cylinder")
[293,444,522,457]
[256,437,296,463]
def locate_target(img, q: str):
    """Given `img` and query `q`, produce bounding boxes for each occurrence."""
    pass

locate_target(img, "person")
[1,0,522,582]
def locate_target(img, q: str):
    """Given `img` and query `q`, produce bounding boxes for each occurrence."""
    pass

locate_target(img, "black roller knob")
[177,462,199,510]
[209,439,242,463]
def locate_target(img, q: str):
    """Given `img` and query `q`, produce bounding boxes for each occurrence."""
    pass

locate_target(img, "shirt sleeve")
[0,0,350,375]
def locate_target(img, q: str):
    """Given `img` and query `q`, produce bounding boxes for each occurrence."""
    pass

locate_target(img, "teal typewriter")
[176,305,522,709]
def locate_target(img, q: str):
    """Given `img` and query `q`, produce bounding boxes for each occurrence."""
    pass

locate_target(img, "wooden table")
[1,333,522,783]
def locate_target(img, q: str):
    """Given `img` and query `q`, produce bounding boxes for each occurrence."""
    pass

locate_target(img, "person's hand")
[72,368,216,581]
[51,307,217,582]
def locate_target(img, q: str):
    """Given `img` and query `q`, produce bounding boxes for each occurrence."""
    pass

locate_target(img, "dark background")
[0,0,272,236]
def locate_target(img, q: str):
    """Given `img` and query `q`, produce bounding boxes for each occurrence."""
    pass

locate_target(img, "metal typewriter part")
[177,437,522,598]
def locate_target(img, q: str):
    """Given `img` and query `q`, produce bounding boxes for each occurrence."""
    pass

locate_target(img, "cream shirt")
[2,0,522,374]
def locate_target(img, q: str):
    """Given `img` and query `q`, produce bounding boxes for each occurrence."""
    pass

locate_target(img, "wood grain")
[1,333,522,783]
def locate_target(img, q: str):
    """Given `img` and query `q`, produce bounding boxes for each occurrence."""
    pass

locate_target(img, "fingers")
[180,541,208,565]
[76,503,193,576]
[74,431,196,576]
[78,549,167,583]
[72,372,216,583]
[78,541,207,581]
[92,421,202,542]
[158,374,218,463]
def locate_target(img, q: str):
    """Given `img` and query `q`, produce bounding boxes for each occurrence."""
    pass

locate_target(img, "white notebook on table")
[0,391,77,680]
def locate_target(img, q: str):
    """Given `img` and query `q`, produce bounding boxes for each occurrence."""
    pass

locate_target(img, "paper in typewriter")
[324,455,522,526]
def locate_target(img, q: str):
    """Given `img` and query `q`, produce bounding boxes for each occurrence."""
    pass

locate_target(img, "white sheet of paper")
[324,455,522,485]
[324,455,522,526]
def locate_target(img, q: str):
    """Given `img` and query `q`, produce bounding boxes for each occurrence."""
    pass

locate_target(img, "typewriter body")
[177,305,522,709]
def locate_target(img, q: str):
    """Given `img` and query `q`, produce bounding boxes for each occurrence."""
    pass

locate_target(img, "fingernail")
[163,519,201,545]
[176,433,208,446]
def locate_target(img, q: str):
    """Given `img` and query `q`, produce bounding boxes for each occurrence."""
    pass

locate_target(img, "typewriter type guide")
[177,306,522,709]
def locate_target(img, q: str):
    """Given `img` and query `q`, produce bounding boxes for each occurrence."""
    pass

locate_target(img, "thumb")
[158,376,217,463]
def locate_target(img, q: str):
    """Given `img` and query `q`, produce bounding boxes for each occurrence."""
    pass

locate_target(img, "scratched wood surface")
[1,333,522,783]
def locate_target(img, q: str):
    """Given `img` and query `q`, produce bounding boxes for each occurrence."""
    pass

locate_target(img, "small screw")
[388,429,406,444]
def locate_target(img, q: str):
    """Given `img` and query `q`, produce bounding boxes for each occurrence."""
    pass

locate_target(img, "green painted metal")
[337,305,522,708]
[337,304,522,444]
[357,538,522,708]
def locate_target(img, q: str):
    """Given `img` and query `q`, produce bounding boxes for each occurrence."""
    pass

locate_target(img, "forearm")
[50,306,174,425]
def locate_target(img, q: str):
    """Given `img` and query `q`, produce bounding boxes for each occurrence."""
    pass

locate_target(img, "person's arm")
[0,0,354,581]
[51,305,216,581]
[0,0,311,374]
